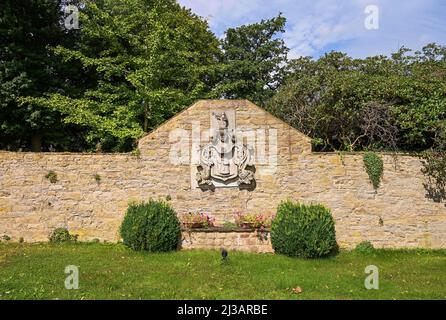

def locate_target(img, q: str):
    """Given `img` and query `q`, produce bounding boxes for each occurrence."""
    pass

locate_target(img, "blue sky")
[178,0,446,58]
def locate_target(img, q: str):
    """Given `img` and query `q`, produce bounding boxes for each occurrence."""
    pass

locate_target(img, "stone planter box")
[182,222,207,229]
[239,222,257,229]
[181,227,273,253]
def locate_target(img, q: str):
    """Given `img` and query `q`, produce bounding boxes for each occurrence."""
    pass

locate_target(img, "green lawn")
[0,243,445,300]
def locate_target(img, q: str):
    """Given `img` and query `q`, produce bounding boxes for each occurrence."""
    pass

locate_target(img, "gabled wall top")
[138,99,312,147]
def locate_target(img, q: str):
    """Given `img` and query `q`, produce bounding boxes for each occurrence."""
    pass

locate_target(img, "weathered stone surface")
[181,229,272,253]
[0,100,445,249]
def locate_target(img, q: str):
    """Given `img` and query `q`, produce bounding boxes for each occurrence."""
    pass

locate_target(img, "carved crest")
[196,111,255,189]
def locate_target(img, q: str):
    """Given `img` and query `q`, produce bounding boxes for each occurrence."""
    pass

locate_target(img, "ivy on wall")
[94,174,101,183]
[421,151,446,203]
[45,171,58,183]
[363,152,384,190]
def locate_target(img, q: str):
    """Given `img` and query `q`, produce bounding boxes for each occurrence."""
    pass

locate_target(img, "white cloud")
[179,0,273,35]
[178,0,446,58]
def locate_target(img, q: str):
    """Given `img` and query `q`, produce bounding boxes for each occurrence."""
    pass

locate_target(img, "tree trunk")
[31,134,42,152]
[143,101,149,132]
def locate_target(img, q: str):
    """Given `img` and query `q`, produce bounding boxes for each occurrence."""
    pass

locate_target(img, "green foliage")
[23,0,221,152]
[1,235,11,242]
[217,14,289,106]
[49,228,78,243]
[45,171,58,183]
[2,0,445,155]
[222,221,237,229]
[267,44,446,152]
[421,151,446,203]
[0,0,87,151]
[235,213,271,229]
[2,2,292,152]
[93,174,101,183]
[180,212,214,228]
[355,241,375,253]
[363,152,384,190]
[271,201,337,258]
[131,148,141,158]
[120,200,180,252]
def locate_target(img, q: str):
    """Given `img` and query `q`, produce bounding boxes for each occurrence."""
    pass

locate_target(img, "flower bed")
[181,226,271,232]
[181,212,273,231]
[235,212,272,230]
[181,212,214,229]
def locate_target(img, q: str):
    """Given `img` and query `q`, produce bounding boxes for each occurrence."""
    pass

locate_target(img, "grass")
[0,243,445,300]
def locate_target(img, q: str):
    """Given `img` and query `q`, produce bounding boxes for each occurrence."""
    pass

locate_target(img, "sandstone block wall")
[0,100,445,249]
[181,229,273,253]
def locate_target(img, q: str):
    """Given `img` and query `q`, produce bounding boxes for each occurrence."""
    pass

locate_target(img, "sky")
[178,0,446,59]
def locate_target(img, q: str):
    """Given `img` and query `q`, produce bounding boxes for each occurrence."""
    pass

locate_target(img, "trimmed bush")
[120,200,180,252]
[49,228,77,243]
[271,201,337,258]
[355,241,375,253]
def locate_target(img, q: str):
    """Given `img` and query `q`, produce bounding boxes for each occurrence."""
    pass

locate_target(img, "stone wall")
[181,229,272,253]
[0,100,445,249]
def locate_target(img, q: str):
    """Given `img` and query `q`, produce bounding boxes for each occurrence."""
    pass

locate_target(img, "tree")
[267,44,446,152]
[25,0,220,152]
[0,0,85,151]
[216,14,289,106]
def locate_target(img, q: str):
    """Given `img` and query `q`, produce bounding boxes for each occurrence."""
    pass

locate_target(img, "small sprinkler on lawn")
[221,248,228,263]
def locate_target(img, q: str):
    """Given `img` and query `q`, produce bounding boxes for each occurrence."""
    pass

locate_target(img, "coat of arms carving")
[196,110,255,189]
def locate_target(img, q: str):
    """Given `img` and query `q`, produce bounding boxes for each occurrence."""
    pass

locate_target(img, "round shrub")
[271,201,337,258]
[120,200,180,252]
[49,228,77,243]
